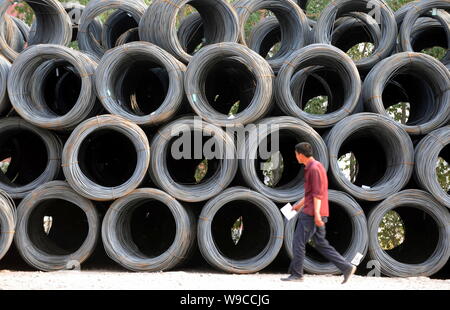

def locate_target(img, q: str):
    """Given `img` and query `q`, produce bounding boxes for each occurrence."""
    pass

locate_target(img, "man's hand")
[315,216,325,227]
[292,203,302,212]
[292,198,304,212]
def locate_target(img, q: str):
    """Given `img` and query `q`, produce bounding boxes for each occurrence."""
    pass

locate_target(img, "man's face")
[295,152,306,165]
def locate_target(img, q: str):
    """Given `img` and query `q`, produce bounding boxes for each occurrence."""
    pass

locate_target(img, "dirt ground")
[0,269,449,290]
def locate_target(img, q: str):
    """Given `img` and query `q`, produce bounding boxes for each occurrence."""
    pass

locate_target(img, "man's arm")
[314,197,325,227]
[311,169,325,227]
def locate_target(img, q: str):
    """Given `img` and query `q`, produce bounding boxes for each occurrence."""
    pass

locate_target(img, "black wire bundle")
[0,0,72,61]
[139,0,240,64]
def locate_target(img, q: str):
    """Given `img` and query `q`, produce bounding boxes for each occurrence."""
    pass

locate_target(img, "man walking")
[281,142,356,284]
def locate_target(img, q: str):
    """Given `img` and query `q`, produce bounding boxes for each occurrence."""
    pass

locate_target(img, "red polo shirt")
[302,159,329,217]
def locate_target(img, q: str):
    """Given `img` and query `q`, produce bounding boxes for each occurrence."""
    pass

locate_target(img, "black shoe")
[281,275,304,282]
[342,266,357,284]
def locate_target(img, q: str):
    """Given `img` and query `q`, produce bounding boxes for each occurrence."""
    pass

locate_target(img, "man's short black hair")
[295,142,313,157]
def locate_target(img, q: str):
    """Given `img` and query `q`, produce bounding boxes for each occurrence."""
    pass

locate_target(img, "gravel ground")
[0,269,449,290]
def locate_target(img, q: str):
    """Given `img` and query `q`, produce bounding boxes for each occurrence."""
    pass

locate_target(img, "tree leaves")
[194,159,208,184]
[231,216,244,245]
[262,151,284,188]
[378,211,405,250]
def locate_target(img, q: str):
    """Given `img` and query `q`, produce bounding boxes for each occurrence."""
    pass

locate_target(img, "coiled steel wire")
[78,0,146,58]
[414,126,450,208]
[275,44,361,128]
[233,0,310,72]
[331,12,382,53]
[95,42,186,126]
[11,16,30,43]
[1,15,26,55]
[139,0,240,64]
[239,116,329,203]
[7,44,100,131]
[197,187,284,274]
[14,181,100,271]
[247,16,316,61]
[0,117,62,199]
[185,42,274,127]
[101,9,140,49]
[314,0,397,72]
[0,55,10,116]
[62,1,102,43]
[0,189,15,262]
[102,188,196,272]
[324,113,414,202]
[284,190,368,275]
[400,9,450,66]
[399,0,450,57]
[62,114,150,201]
[0,0,72,61]
[149,116,237,202]
[362,52,450,135]
[367,189,450,277]
[177,12,204,55]
[115,27,139,46]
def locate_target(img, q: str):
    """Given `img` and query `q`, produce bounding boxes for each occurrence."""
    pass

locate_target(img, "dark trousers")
[288,213,353,277]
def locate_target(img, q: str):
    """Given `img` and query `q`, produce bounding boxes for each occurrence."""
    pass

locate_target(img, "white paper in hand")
[281,203,298,221]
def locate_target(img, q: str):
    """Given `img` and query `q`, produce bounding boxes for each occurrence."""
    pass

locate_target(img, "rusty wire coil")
[95,42,186,126]
[197,187,284,274]
[78,0,146,58]
[0,189,15,262]
[0,0,72,61]
[14,181,100,271]
[284,190,368,275]
[324,113,414,202]
[185,42,274,127]
[148,116,237,203]
[414,126,450,209]
[314,0,397,72]
[362,52,450,135]
[7,44,100,131]
[238,116,329,203]
[139,0,240,64]
[275,44,361,128]
[0,117,62,199]
[233,0,310,72]
[62,114,150,201]
[367,189,450,277]
[102,188,196,272]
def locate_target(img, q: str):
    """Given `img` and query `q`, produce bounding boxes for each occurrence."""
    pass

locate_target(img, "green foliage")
[422,47,446,60]
[304,96,328,115]
[194,159,208,184]
[338,153,358,183]
[228,100,240,117]
[231,216,243,245]
[378,211,405,250]
[347,42,375,61]
[436,157,450,193]
[262,151,284,188]
[386,102,410,124]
